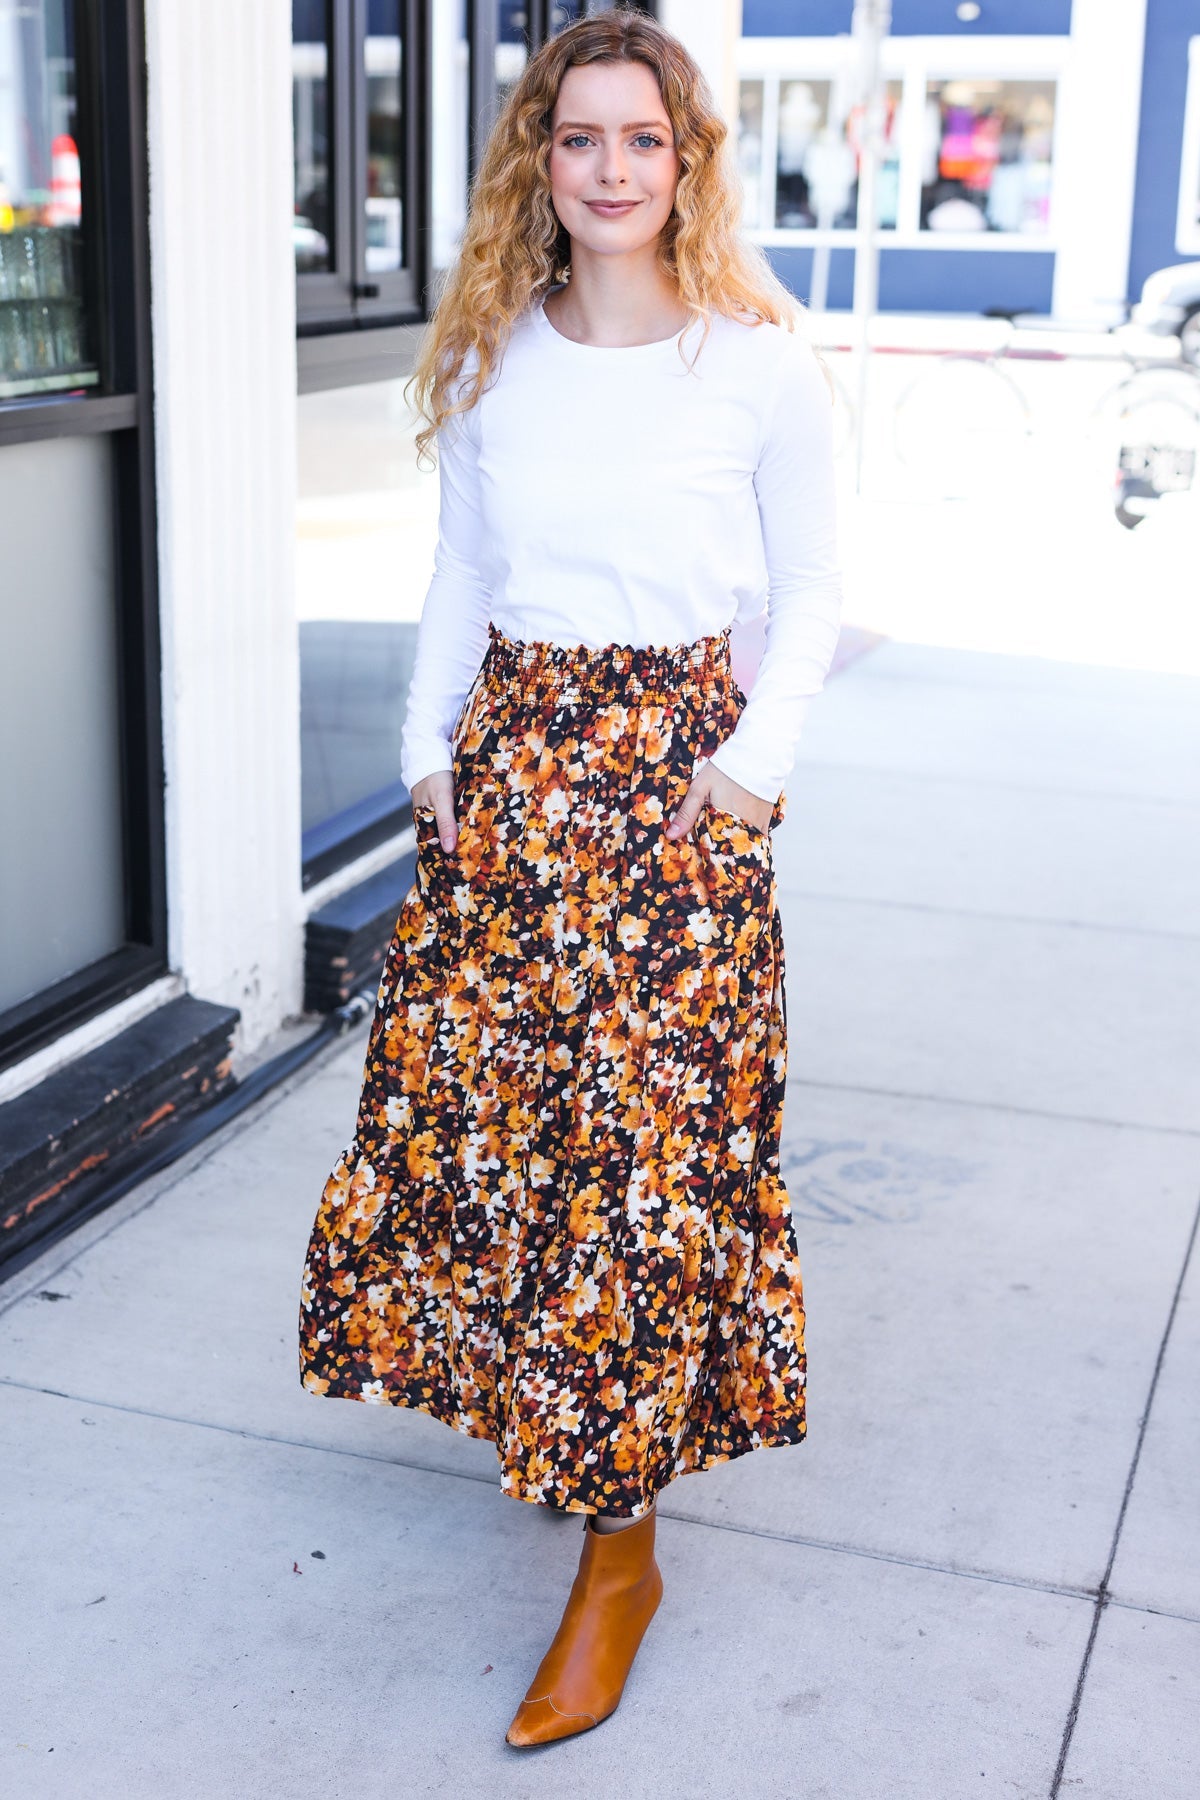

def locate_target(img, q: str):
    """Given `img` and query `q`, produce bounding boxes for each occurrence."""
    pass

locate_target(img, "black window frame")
[293,2,657,391]
[471,1,659,174]
[295,0,430,339]
[0,0,166,1074]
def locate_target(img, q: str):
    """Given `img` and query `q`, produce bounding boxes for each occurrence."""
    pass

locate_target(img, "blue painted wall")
[765,245,1056,314]
[1128,0,1197,296]
[742,1,1072,36]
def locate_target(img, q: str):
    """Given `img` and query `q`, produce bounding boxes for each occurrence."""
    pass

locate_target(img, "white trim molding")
[145,0,305,1053]
[1178,36,1200,256]
[0,976,186,1107]
[660,0,744,128]
[1051,0,1147,323]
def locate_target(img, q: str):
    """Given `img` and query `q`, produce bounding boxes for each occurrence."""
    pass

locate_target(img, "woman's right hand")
[410,770,458,853]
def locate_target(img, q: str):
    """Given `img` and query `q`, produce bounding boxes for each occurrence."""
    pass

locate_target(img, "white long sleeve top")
[399,291,843,802]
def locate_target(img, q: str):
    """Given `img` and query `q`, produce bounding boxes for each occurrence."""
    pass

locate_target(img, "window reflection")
[843,84,902,229]
[921,79,1055,234]
[775,80,831,227]
[431,0,469,277]
[365,0,404,274]
[297,381,439,866]
[0,0,95,398]
[292,0,333,272]
[496,2,530,108]
[495,4,584,115]
[738,79,764,227]
[0,433,124,1005]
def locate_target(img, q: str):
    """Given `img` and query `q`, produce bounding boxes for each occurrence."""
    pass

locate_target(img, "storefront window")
[1,0,163,1069]
[763,76,901,231]
[842,83,902,229]
[741,74,899,232]
[0,0,96,399]
[921,78,1055,235]
[775,79,830,228]
[292,0,333,274]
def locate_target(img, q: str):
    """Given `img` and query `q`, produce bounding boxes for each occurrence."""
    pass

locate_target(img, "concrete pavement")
[2,639,1199,1798]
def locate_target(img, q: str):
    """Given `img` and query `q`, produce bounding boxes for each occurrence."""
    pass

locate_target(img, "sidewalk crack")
[1049,1181,1200,1796]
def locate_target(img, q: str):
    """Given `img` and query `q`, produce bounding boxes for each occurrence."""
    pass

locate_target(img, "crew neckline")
[533,290,695,355]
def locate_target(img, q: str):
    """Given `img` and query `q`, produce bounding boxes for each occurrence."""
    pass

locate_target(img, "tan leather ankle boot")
[505,1509,663,1747]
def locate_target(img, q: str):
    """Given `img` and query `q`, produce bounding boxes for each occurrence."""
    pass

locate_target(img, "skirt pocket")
[412,804,458,924]
[613,766,773,974]
[692,805,773,963]
[701,803,771,846]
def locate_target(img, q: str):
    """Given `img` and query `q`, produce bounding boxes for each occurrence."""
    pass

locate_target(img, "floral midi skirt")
[298,623,808,1516]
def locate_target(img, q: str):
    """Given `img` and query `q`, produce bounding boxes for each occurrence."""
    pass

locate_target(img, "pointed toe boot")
[506,1509,663,1748]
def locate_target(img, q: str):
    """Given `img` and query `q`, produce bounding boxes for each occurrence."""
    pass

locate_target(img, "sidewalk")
[3,640,1199,1799]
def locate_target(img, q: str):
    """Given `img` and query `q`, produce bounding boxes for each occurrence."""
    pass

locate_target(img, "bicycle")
[889,312,1062,494]
[884,307,1200,519]
[1095,359,1200,528]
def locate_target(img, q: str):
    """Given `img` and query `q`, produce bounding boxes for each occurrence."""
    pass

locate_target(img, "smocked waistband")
[480,621,733,703]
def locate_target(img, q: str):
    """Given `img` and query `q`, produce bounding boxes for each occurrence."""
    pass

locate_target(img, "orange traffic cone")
[47,133,81,226]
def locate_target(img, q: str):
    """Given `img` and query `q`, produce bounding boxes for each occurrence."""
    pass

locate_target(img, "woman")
[298,10,842,1748]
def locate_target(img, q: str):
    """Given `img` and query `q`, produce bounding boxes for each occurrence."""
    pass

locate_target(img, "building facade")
[0,0,1194,1270]
[737,0,1158,322]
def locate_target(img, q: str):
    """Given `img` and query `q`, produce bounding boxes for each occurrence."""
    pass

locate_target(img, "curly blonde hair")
[405,9,812,466]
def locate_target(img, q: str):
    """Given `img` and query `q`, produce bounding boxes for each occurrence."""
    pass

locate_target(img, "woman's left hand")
[665,761,774,840]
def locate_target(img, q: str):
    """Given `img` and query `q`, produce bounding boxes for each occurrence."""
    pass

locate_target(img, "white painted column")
[658,0,743,129]
[145,1,304,1051]
[1052,0,1148,322]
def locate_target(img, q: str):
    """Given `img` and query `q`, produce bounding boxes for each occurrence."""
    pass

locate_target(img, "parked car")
[293,215,328,273]
[365,196,402,274]
[1131,261,1200,365]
